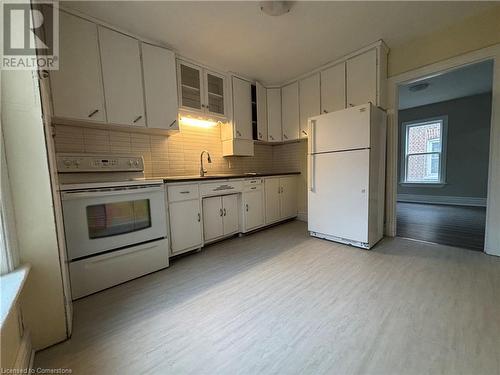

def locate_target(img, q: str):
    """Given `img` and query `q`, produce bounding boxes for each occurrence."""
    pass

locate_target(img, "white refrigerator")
[307,103,386,249]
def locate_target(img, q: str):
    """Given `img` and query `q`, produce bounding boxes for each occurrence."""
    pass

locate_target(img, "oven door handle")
[61,186,163,200]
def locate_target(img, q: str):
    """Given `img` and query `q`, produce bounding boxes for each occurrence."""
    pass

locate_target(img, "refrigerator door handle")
[309,154,315,192]
[308,119,316,154]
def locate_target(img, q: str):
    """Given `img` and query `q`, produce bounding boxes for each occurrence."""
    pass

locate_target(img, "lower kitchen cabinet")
[202,194,239,242]
[166,175,297,256]
[168,199,203,254]
[265,178,281,224]
[265,176,298,224]
[280,176,298,219]
[242,186,265,232]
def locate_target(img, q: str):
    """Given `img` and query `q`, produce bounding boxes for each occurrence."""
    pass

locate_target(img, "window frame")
[400,116,448,186]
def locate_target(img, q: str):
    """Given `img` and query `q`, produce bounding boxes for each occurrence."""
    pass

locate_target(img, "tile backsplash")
[53,123,306,178]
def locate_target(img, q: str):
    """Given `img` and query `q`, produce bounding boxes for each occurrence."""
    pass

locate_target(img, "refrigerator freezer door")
[308,149,370,243]
[309,103,371,154]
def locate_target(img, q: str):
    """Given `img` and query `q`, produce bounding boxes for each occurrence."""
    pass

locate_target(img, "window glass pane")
[86,199,151,239]
[407,154,440,182]
[407,122,441,154]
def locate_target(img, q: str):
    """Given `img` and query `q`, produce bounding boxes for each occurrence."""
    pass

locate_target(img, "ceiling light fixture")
[409,82,430,92]
[259,1,293,16]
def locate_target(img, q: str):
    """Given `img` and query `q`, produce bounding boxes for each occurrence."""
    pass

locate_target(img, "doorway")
[395,60,493,251]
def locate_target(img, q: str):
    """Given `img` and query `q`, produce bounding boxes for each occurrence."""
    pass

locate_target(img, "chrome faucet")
[200,150,212,177]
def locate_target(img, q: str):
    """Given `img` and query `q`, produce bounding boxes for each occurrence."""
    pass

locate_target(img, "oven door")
[61,185,167,260]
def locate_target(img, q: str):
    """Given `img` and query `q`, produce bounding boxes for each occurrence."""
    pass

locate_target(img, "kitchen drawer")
[200,180,243,197]
[167,183,200,202]
[69,239,169,299]
[244,178,263,186]
[244,184,262,193]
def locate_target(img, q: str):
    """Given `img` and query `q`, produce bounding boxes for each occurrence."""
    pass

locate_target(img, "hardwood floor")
[397,202,487,251]
[35,221,500,375]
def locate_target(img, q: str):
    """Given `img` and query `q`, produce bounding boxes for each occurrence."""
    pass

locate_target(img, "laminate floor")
[397,202,486,251]
[35,221,500,375]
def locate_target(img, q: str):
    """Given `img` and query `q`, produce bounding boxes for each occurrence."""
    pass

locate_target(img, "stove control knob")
[63,159,72,167]
[128,160,134,167]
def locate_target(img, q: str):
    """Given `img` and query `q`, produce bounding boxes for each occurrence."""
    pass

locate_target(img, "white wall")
[1,69,67,349]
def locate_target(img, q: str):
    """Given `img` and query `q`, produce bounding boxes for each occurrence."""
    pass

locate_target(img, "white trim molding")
[386,43,500,256]
[397,194,487,207]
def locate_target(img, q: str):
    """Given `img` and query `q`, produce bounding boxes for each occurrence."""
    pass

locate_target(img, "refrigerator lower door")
[308,149,370,245]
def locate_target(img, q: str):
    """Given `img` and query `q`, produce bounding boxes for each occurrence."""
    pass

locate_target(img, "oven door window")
[86,199,151,239]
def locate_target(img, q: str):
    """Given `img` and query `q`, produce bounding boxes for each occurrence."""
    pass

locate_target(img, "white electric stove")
[57,154,168,299]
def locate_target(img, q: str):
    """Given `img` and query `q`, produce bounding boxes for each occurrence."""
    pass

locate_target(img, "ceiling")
[399,60,494,110]
[62,1,497,85]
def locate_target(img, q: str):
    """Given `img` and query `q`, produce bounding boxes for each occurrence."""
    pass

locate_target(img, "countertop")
[147,171,300,183]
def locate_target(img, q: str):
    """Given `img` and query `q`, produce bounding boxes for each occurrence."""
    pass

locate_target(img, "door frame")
[385,43,500,256]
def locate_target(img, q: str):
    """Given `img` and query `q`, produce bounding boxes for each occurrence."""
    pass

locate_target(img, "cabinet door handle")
[258,132,262,138]
[349,103,354,107]
[219,208,223,217]
[133,115,143,123]
[250,187,257,190]
[236,130,241,137]
[169,119,177,128]
[301,130,308,136]
[180,191,190,194]
[270,135,274,140]
[88,109,99,118]
[197,213,201,222]
[246,204,249,212]
[283,134,288,140]
[323,110,328,114]
[223,208,227,216]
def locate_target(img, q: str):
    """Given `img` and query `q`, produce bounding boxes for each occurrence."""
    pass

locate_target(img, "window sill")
[399,182,446,188]
[0,263,30,328]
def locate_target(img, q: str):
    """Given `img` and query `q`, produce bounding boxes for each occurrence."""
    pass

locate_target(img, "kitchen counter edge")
[153,172,301,183]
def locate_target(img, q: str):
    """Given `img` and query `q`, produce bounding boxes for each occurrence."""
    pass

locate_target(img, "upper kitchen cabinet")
[141,43,179,130]
[281,82,300,141]
[221,75,254,156]
[299,73,320,138]
[205,70,226,117]
[231,76,253,140]
[346,49,377,108]
[50,12,106,122]
[321,62,345,114]
[267,88,282,143]
[256,82,268,141]
[177,60,227,119]
[99,27,145,126]
[319,42,388,112]
[178,61,203,111]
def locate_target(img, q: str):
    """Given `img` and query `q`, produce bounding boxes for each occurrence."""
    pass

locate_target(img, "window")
[402,117,447,184]
[1,131,19,275]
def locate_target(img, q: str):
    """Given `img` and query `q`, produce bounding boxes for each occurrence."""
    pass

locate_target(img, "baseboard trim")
[397,194,487,207]
[297,212,308,222]
[14,331,33,371]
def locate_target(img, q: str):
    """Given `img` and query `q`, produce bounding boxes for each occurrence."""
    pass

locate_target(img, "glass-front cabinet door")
[205,70,226,117]
[178,61,203,111]
[177,60,227,119]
